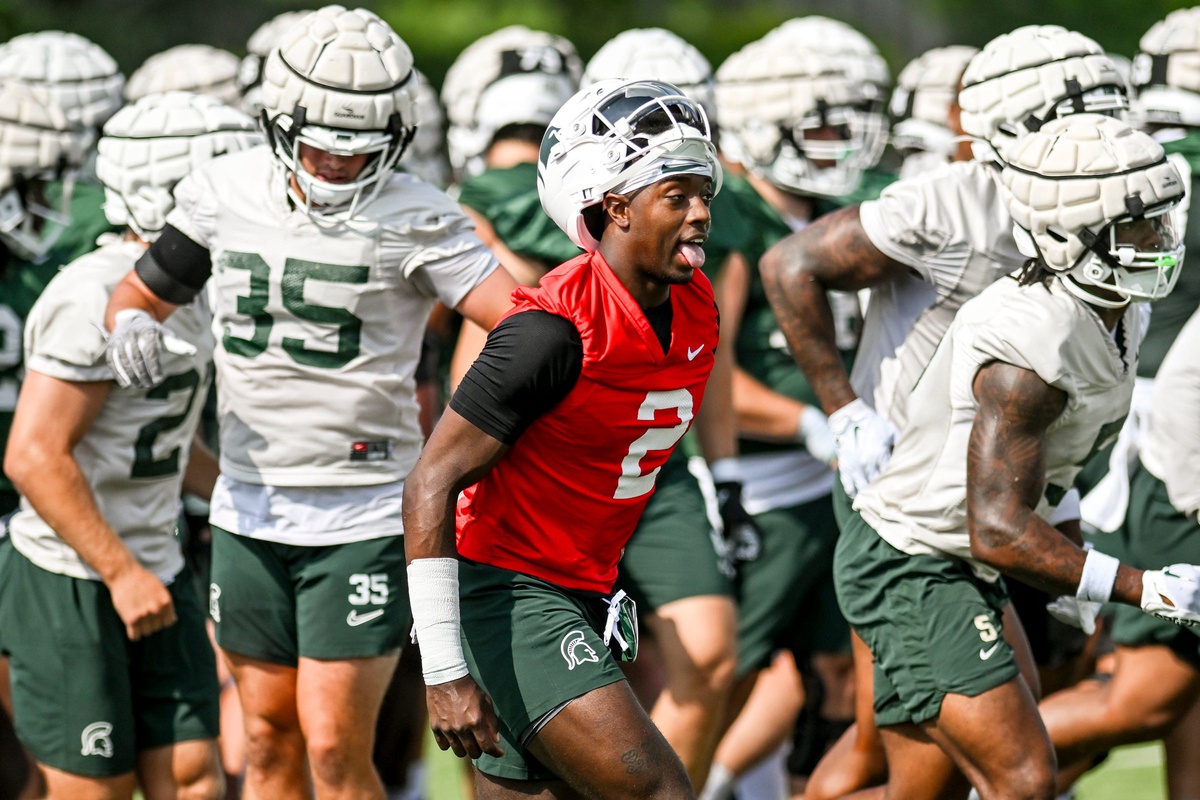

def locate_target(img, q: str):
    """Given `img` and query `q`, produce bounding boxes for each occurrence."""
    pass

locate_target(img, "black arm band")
[134,225,213,305]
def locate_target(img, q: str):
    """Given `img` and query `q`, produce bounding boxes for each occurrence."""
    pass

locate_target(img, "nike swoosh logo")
[979,642,1001,660]
[346,609,384,627]
[688,345,704,361]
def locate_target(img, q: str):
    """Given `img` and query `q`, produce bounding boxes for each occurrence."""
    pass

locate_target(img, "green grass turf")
[423,735,1167,800]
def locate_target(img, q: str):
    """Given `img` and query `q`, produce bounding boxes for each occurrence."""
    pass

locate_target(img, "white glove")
[827,399,899,498]
[1046,595,1102,635]
[798,406,837,466]
[105,309,172,388]
[1141,564,1200,627]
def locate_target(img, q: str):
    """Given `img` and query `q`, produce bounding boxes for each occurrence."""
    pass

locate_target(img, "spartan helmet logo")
[209,583,221,623]
[80,721,114,758]
[560,630,599,671]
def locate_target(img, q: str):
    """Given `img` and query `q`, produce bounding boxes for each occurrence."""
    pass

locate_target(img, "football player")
[404,77,720,800]
[100,8,518,799]
[1039,8,1200,797]
[760,24,1130,800]
[832,112,1194,800]
[0,90,257,800]
[887,45,978,178]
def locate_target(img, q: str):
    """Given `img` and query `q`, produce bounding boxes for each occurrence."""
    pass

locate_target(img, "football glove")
[1141,564,1200,627]
[798,406,837,466]
[1046,595,1102,635]
[105,309,172,388]
[827,398,899,498]
[714,480,762,563]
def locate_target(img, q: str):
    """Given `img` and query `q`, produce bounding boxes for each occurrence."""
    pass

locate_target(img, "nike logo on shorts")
[688,345,705,361]
[979,642,1001,660]
[346,609,385,627]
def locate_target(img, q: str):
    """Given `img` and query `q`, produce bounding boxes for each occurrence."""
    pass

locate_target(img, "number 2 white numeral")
[613,389,694,500]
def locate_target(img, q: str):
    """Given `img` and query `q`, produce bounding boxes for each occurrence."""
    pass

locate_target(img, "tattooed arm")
[967,361,1145,605]
[760,205,910,415]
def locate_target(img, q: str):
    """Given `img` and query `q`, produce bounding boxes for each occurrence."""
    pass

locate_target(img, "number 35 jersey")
[167,146,498,487]
[455,251,720,594]
[9,236,214,581]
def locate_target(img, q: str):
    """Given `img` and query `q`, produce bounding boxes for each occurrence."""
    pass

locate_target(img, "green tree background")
[0,0,1193,91]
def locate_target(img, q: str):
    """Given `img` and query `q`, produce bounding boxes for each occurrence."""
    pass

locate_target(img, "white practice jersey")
[9,236,214,581]
[855,276,1142,581]
[1141,307,1200,519]
[855,159,1025,430]
[167,146,498,487]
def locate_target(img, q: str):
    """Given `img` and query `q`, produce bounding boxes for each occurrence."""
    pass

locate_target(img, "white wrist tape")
[407,558,469,685]
[709,458,741,484]
[1076,549,1120,604]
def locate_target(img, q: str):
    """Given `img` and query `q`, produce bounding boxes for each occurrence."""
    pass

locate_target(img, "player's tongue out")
[676,242,706,269]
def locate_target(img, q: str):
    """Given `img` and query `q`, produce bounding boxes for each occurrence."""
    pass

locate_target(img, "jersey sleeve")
[164,166,220,250]
[381,183,500,309]
[859,162,986,295]
[449,310,583,445]
[23,267,111,382]
[961,281,1076,396]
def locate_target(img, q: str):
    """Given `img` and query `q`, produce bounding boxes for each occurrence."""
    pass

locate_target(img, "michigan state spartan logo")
[81,721,114,758]
[560,630,599,670]
[209,583,221,623]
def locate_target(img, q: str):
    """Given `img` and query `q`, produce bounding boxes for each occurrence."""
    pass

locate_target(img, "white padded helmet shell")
[959,25,1128,163]
[582,28,716,124]
[126,45,242,106]
[764,16,890,169]
[0,83,91,261]
[538,79,721,251]
[0,31,124,135]
[399,68,451,187]
[442,25,581,180]
[889,45,978,161]
[238,10,314,116]
[260,5,419,216]
[1003,114,1185,307]
[96,92,260,241]
[1133,8,1200,127]
[716,35,867,197]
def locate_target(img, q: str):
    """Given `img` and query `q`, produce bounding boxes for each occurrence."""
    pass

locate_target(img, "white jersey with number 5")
[9,236,214,581]
[854,276,1143,581]
[166,146,498,487]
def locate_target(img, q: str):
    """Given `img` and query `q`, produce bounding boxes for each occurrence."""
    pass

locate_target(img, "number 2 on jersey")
[613,389,694,500]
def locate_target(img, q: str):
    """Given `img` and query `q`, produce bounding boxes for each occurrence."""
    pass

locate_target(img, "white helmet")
[237,10,314,116]
[764,17,891,170]
[260,5,419,218]
[716,35,867,197]
[0,31,124,138]
[582,28,716,125]
[538,79,721,251]
[889,45,978,162]
[399,68,452,187]
[126,45,242,106]
[96,92,260,241]
[1133,8,1200,127]
[0,84,91,262]
[443,26,581,180]
[1003,114,1185,308]
[959,25,1128,163]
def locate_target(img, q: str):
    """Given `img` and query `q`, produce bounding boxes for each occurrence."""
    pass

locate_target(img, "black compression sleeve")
[134,224,213,305]
[450,311,583,444]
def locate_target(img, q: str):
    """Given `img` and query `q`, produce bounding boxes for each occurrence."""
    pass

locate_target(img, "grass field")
[423,736,1169,800]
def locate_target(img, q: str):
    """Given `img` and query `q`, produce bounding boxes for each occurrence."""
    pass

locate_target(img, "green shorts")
[1096,464,1200,670]
[735,492,848,674]
[0,541,219,777]
[459,560,626,781]
[833,509,1018,726]
[617,453,732,612]
[209,526,409,666]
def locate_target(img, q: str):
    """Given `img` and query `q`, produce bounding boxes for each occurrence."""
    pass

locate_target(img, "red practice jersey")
[455,250,720,593]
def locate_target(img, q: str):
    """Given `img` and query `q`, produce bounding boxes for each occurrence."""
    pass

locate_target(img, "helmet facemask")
[0,167,74,263]
[1065,200,1185,307]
